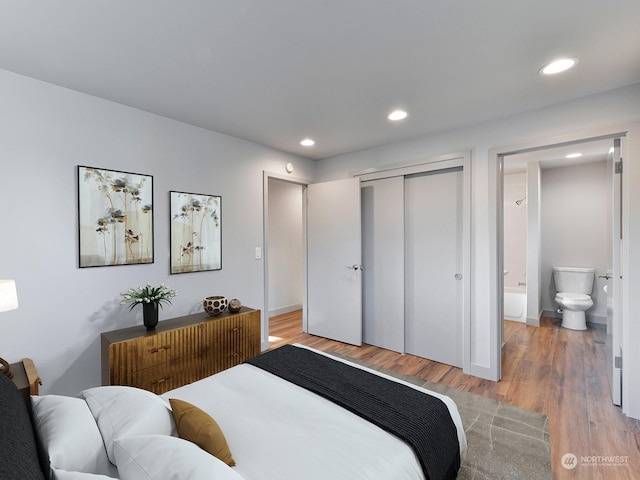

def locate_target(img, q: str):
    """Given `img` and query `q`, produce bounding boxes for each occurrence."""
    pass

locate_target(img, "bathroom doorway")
[500,135,624,405]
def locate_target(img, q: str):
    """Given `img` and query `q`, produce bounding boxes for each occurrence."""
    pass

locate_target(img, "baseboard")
[268,303,303,317]
[542,309,607,325]
[466,362,499,381]
[587,315,607,325]
[526,316,540,327]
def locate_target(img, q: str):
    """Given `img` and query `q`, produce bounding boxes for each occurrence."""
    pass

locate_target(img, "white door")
[606,138,623,406]
[405,168,463,367]
[361,177,405,353]
[307,177,362,345]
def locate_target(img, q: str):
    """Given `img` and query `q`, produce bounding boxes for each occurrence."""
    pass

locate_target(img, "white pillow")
[114,435,245,480]
[81,386,176,464]
[52,468,117,480]
[31,395,117,477]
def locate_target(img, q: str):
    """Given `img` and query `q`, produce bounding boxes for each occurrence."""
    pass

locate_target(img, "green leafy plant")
[121,283,177,311]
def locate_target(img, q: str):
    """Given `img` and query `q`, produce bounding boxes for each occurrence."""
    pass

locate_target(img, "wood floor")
[268,310,640,480]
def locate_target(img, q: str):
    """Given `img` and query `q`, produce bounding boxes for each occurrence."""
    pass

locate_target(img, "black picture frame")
[78,165,154,268]
[170,190,222,274]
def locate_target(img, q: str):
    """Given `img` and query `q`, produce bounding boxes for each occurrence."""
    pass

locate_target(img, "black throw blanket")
[246,345,460,480]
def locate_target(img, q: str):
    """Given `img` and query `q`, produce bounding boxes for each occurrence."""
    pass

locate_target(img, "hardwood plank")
[497,340,526,397]
[585,341,640,434]
[524,319,557,365]
[267,310,640,479]
[547,386,593,480]
[550,338,586,393]
[588,424,640,480]
[504,359,551,413]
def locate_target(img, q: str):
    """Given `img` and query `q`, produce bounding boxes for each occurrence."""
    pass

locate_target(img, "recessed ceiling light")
[566,152,583,159]
[539,58,579,75]
[387,110,408,121]
[300,138,315,147]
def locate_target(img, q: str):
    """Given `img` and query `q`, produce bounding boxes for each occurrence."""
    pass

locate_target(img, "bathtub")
[504,286,526,323]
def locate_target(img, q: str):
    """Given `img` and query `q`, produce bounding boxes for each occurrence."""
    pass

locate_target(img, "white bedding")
[161,344,466,480]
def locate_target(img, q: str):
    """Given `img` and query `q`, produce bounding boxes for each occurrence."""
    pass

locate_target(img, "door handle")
[345,265,363,271]
[598,274,612,280]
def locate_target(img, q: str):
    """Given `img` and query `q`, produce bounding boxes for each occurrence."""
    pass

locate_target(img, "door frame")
[353,151,472,373]
[262,171,312,351]
[489,126,629,391]
[607,139,623,406]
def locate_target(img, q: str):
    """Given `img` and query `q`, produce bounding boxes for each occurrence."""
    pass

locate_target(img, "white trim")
[353,150,469,177]
[262,171,312,351]
[269,303,303,318]
[357,157,464,182]
[462,152,472,376]
[542,310,607,325]
[487,152,503,381]
[490,124,637,416]
[620,125,640,418]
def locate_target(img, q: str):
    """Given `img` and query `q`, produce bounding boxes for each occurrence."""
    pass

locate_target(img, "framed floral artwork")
[78,166,154,267]
[170,191,222,274]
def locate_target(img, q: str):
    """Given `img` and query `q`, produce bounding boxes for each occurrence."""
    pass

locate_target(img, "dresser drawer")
[136,328,200,368]
[108,325,200,377]
[117,355,202,395]
[200,310,261,377]
[201,311,260,344]
[202,333,261,377]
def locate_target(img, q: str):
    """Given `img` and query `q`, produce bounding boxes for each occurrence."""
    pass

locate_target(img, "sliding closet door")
[405,168,463,367]
[361,177,405,353]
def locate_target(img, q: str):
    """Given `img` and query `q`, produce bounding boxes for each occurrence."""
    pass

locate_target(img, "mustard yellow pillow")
[168,398,236,466]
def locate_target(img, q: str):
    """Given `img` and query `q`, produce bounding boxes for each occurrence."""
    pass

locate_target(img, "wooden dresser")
[101,307,261,394]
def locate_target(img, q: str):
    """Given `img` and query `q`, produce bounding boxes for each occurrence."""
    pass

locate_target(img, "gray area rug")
[332,353,552,480]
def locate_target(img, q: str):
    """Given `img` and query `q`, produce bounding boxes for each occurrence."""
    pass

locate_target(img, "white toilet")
[552,266,595,330]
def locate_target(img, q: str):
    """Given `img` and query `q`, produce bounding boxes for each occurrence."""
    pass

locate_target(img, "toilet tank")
[552,267,595,294]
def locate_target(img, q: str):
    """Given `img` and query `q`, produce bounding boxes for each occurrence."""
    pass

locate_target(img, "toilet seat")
[556,292,590,301]
[555,292,593,309]
[555,292,593,330]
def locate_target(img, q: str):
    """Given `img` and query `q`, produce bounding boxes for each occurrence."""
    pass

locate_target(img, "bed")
[0,344,466,480]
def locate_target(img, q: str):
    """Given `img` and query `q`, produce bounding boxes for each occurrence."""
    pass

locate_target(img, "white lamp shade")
[0,280,18,312]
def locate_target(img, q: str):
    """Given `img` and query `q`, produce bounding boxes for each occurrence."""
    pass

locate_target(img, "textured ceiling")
[1,1,639,160]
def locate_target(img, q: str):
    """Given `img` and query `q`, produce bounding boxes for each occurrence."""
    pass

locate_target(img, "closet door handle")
[345,265,363,271]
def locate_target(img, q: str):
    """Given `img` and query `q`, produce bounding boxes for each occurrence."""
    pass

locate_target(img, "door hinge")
[615,356,622,369]
[615,160,623,174]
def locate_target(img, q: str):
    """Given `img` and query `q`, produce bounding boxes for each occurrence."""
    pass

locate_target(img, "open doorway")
[498,134,623,406]
[263,172,309,350]
[503,138,614,322]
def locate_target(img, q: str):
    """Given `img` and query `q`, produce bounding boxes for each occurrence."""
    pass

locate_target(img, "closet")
[361,161,465,367]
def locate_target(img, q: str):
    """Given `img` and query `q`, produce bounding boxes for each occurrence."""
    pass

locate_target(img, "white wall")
[267,179,303,316]
[526,162,542,323]
[315,83,640,417]
[541,162,609,321]
[0,69,316,395]
[503,173,527,289]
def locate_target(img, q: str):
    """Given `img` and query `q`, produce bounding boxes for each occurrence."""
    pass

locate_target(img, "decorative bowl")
[228,298,242,313]
[203,296,228,316]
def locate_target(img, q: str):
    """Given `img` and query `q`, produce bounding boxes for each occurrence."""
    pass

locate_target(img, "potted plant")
[121,283,177,331]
